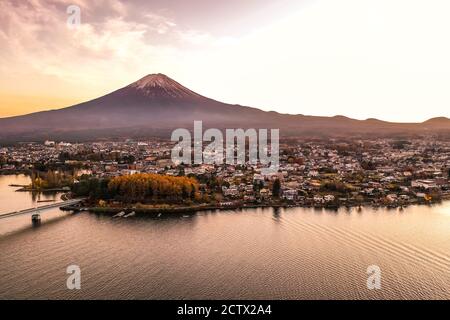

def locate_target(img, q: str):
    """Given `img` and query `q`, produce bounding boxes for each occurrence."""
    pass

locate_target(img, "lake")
[0,175,448,299]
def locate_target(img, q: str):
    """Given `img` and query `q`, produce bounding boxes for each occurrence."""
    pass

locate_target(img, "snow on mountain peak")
[129,73,200,98]
[134,73,173,88]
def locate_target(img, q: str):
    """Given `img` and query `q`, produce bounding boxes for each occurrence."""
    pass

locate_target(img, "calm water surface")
[0,174,63,215]
[0,175,449,299]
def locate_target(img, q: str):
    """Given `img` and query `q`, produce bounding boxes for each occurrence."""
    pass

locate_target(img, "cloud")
[0,0,189,91]
[1,0,450,122]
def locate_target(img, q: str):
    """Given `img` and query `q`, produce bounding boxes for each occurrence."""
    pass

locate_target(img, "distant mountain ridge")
[0,73,449,143]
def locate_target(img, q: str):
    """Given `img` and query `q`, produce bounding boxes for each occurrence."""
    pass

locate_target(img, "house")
[400,186,410,193]
[245,185,254,195]
[223,187,239,198]
[313,196,324,203]
[386,194,398,202]
[243,195,256,202]
[282,189,297,201]
[308,170,319,177]
[156,159,173,168]
[411,180,437,190]
[260,188,272,199]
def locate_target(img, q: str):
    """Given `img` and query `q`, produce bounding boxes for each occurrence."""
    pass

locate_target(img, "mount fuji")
[0,74,449,142]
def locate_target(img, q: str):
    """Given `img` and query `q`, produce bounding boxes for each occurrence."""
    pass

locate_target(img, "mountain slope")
[0,74,449,142]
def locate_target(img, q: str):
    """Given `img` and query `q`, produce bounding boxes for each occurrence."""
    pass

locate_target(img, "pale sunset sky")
[1,0,450,122]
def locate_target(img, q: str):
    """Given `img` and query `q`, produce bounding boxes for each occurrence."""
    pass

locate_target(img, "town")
[1,137,450,210]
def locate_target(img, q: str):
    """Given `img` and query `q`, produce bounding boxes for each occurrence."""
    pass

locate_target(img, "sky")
[1,0,450,122]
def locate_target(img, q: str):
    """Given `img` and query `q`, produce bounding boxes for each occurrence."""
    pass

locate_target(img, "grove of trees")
[107,173,199,203]
[31,170,74,190]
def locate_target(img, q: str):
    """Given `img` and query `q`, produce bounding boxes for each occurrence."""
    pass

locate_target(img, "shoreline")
[61,200,446,216]
[10,185,70,192]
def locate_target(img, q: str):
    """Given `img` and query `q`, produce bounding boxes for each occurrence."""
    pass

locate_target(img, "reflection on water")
[0,175,64,215]
[0,175,449,299]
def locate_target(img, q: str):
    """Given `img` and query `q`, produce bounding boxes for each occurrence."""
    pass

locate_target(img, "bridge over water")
[0,198,84,221]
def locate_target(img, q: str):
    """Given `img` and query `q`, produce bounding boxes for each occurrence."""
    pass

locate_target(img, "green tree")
[272,179,281,198]
[122,155,136,164]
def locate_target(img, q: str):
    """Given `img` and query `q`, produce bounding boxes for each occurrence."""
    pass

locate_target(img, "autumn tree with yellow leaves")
[107,173,200,203]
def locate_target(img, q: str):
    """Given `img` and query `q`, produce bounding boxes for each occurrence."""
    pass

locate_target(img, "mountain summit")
[0,74,449,142]
[128,73,202,99]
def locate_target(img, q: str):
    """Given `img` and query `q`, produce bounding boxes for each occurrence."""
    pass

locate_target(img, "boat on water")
[113,211,126,218]
[123,211,136,218]
[157,213,162,217]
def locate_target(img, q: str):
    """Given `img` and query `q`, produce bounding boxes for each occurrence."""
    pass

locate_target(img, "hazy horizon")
[1,0,450,122]
[0,72,448,124]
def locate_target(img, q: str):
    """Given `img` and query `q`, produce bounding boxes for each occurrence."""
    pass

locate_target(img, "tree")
[59,152,71,162]
[122,155,136,164]
[272,179,281,198]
